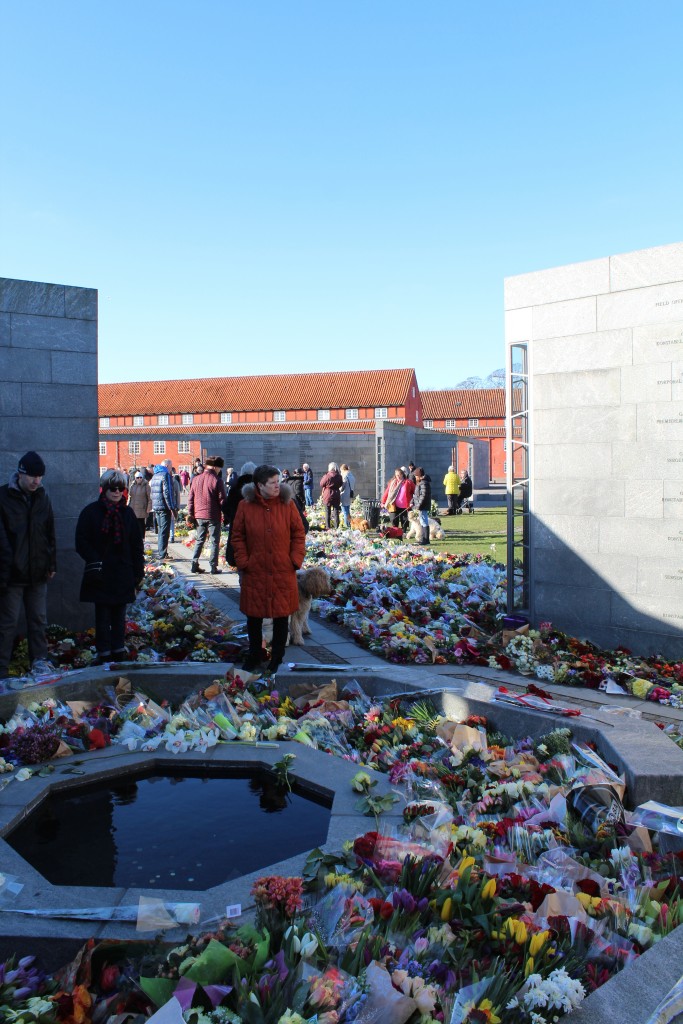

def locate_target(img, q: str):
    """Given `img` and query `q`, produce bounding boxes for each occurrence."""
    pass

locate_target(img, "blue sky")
[2,1,682,389]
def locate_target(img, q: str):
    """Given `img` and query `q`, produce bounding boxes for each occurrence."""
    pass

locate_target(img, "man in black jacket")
[0,452,57,682]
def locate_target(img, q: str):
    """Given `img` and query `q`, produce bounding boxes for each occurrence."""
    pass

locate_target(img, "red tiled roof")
[99,369,417,417]
[421,388,505,419]
[427,425,507,438]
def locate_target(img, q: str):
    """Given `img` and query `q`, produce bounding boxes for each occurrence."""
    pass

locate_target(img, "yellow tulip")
[529,930,550,957]
[441,897,452,922]
[481,878,497,901]
[524,956,535,978]
[459,856,476,873]
[505,918,527,944]
[478,999,502,1024]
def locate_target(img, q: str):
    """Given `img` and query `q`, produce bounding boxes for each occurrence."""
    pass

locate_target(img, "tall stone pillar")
[504,242,683,657]
[0,276,98,630]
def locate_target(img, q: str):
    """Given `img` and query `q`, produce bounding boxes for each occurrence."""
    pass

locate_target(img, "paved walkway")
[165,537,683,728]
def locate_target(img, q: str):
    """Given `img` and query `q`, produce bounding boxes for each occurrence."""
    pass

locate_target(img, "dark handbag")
[350,489,354,499]
[84,561,103,578]
[225,536,237,567]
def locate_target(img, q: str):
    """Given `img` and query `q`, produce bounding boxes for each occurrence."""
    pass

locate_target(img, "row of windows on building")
[99,412,483,429]
[99,424,492,459]
[423,418,480,429]
[99,441,193,456]
[99,408,397,428]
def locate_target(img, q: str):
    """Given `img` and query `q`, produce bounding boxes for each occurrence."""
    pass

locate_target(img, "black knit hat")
[18,451,46,476]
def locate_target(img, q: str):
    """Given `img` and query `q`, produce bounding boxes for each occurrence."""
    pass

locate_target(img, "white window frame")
[178,440,191,454]
[128,441,141,456]
[99,417,110,428]
[468,418,479,427]
[153,440,166,455]
[345,408,359,420]
[317,409,331,420]
[423,419,434,430]
[273,410,286,422]
[220,412,232,424]
[182,413,194,425]
[375,407,388,419]
[133,415,144,426]
[157,414,169,426]
[98,441,107,455]
[445,419,456,430]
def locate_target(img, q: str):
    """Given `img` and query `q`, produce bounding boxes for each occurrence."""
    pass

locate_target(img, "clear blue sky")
[2,1,682,389]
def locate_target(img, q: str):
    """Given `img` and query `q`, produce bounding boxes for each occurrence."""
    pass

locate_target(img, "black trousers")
[247,615,289,669]
[95,603,127,655]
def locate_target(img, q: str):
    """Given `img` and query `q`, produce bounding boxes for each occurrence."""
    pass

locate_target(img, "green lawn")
[429,507,508,560]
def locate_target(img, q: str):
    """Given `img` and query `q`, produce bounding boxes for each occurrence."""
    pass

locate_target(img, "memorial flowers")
[1,677,682,1024]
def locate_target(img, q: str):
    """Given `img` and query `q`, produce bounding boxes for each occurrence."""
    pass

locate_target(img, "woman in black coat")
[76,470,144,664]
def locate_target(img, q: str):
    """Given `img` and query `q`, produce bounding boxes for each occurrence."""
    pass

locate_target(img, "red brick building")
[420,389,506,481]
[98,369,507,484]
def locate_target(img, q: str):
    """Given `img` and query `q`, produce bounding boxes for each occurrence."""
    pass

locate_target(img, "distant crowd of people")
[0,449,471,683]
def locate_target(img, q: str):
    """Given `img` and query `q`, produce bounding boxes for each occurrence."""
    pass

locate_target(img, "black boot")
[421,526,431,545]
[241,653,263,672]
[267,643,287,676]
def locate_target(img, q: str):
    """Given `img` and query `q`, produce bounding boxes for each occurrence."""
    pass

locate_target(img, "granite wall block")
[632,321,683,364]
[0,348,51,384]
[10,313,97,352]
[533,405,636,444]
[533,442,612,479]
[504,257,609,310]
[51,351,98,385]
[21,383,98,418]
[532,296,597,340]
[532,368,621,409]
[0,279,66,316]
[620,363,675,404]
[531,329,632,374]
[64,286,97,320]
[598,281,683,332]
[609,242,683,292]
[533,478,625,518]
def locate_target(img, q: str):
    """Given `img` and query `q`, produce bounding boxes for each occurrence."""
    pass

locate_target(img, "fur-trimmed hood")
[241,481,294,504]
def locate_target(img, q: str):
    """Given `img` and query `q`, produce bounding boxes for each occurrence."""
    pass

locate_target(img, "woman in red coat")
[231,464,306,676]
[382,468,415,531]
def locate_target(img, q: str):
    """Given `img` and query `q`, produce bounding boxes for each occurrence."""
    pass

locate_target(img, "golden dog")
[288,566,332,645]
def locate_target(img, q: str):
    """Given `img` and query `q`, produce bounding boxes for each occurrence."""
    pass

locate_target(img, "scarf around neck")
[100,493,124,544]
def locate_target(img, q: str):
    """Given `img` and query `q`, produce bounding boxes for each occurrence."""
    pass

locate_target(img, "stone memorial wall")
[505,242,683,657]
[0,276,99,630]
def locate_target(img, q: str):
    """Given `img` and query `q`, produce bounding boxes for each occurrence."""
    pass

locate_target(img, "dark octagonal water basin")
[6,766,332,890]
